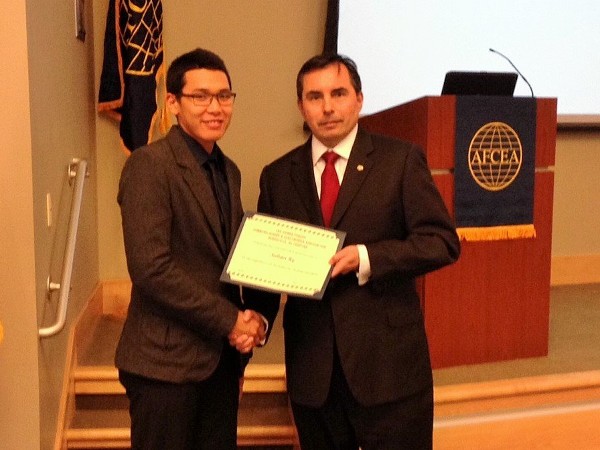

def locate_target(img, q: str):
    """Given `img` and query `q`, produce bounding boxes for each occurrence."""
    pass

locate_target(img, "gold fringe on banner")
[457,224,536,242]
[147,63,172,144]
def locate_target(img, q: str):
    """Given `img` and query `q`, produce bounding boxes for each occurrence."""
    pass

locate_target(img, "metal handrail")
[39,158,89,338]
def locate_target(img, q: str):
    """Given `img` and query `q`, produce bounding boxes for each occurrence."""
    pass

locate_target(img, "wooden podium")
[360,96,557,369]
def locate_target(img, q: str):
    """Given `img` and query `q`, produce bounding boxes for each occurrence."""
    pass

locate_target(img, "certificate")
[221,212,346,299]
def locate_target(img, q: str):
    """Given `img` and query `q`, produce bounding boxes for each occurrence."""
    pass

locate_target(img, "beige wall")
[93,0,328,280]
[0,2,40,449]
[27,0,100,446]
[94,0,600,283]
[1,0,100,448]
[553,131,600,255]
[551,130,600,284]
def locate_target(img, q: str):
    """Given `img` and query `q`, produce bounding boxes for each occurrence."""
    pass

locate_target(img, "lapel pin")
[357,164,364,172]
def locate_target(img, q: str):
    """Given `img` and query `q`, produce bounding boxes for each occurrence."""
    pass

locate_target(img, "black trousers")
[290,351,433,450]
[119,347,240,450]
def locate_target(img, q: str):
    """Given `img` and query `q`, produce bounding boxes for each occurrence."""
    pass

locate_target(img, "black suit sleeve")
[118,147,239,338]
[366,145,460,280]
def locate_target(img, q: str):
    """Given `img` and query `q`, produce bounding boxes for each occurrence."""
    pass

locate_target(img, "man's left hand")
[330,245,360,278]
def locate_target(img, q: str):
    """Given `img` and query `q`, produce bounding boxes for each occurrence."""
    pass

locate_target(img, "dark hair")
[296,53,362,100]
[166,48,231,95]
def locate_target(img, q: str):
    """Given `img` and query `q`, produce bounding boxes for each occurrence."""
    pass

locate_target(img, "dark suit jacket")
[255,127,460,407]
[115,126,278,383]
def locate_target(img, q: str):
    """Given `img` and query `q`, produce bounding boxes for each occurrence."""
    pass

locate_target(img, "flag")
[324,0,339,53]
[454,96,537,241]
[98,0,170,153]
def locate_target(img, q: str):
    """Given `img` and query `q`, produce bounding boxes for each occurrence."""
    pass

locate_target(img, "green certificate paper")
[221,213,346,299]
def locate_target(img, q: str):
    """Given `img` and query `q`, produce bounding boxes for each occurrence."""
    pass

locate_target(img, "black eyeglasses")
[180,91,236,107]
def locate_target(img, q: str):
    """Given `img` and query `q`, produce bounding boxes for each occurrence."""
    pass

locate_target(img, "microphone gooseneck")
[489,48,534,97]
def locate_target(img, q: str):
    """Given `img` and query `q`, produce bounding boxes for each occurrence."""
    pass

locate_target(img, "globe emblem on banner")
[468,122,523,191]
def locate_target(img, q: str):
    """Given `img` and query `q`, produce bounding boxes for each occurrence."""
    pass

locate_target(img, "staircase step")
[77,315,124,367]
[66,427,296,449]
[77,307,286,367]
[68,300,295,449]
[74,366,123,395]
[74,364,287,395]
[70,361,294,448]
[68,403,294,448]
[434,369,600,418]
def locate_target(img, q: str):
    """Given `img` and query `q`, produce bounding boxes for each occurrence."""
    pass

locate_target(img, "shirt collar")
[178,126,224,167]
[311,124,358,166]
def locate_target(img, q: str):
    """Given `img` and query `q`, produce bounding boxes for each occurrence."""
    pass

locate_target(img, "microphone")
[489,48,534,97]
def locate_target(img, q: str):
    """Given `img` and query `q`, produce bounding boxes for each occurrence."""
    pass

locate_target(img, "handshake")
[228,309,266,354]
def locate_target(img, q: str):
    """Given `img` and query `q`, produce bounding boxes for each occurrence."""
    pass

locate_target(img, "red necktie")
[320,151,340,227]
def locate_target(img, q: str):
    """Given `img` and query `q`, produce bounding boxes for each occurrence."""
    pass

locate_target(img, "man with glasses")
[116,48,279,450]
[252,53,460,449]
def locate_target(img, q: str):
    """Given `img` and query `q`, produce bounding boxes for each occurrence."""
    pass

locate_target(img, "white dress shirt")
[310,125,371,286]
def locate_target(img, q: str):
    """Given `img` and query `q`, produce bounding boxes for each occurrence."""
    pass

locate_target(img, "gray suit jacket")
[115,126,277,383]
[254,127,460,407]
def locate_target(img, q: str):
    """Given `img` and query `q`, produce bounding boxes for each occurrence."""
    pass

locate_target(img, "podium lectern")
[360,96,557,369]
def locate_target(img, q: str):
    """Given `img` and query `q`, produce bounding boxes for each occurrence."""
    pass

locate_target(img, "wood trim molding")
[435,370,600,417]
[100,279,132,317]
[53,283,103,450]
[551,255,600,286]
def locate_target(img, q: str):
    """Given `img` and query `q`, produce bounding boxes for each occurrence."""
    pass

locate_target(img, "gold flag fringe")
[457,224,536,242]
[120,60,172,156]
[147,61,172,145]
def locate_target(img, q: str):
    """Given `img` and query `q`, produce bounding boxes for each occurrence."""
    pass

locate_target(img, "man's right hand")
[228,310,265,353]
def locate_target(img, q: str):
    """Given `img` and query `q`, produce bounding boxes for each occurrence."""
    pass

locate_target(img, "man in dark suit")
[115,48,279,450]
[254,54,460,449]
